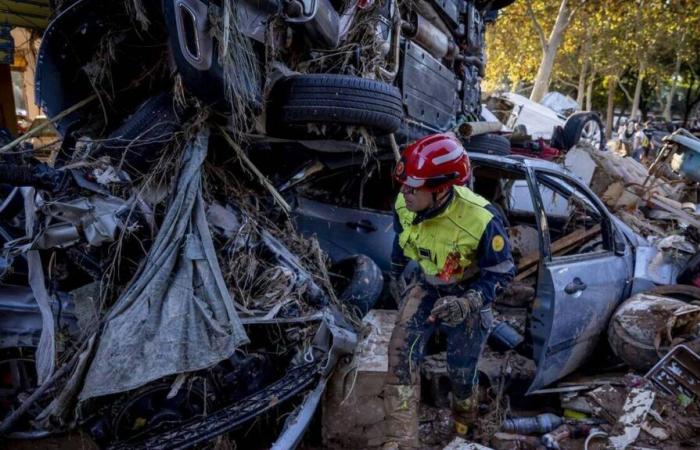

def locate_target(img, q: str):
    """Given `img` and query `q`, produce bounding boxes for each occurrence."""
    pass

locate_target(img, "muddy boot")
[383,383,420,449]
[452,394,478,437]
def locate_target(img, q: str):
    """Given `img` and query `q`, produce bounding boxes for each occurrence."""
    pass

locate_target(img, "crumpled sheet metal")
[79,129,249,400]
[207,202,328,314]
[38,195,129,248]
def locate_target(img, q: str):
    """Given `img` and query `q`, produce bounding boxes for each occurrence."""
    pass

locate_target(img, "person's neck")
[414,188,454,224]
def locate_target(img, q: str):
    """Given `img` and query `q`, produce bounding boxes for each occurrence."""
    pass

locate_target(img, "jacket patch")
[418,247,432,259]
[491,235,505,252]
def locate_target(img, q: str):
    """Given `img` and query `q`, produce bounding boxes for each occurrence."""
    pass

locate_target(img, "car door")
[292,161,395,272]
[528,170,632,393]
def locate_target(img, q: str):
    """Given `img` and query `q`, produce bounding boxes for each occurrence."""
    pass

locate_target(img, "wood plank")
[648,194,700,229]
[514,224,602,280]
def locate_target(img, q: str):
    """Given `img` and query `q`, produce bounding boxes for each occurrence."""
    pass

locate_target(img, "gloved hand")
[429,290,483,327]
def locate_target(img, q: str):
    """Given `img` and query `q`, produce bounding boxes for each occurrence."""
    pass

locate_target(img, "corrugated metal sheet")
[0,0,51,29]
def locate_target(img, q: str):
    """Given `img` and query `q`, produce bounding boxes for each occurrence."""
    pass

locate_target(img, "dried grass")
[125,0,151,32]
[209,1,261,139]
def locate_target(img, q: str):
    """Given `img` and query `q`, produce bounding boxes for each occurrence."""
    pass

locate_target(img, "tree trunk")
[683,78,699,127]
[576,56,589,109]
[530,0,573,103]
[630,59,646,121]
[576,31,591,110]
[663,54,682,121]
[606,75,617,139]
[586,71,596,111]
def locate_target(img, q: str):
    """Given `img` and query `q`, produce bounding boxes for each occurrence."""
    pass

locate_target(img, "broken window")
[296,167,363,208]
[472,165,534,228]
[537,173,607,255]
[360,160,398,212]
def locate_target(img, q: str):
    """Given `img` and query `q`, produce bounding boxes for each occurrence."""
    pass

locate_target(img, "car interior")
[289,153,609,276]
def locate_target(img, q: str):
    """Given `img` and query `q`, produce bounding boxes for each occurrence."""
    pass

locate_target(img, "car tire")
[563,112,605,150]
[676,251,700,288]
[267,75,404,137]
[465,133,511,156]
[331,254,384,318]
[607,292,700,371]
[96,93,181,174]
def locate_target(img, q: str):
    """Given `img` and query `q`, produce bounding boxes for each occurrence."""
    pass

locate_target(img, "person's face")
[400,184,434,212]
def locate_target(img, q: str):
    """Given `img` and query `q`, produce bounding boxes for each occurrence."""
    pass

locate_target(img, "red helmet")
[394,133,471,192]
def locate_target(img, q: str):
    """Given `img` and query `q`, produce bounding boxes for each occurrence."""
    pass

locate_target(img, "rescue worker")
[383,133,515,449]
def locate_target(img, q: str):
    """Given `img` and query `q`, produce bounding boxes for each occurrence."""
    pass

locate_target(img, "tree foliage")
[485,0,700,125]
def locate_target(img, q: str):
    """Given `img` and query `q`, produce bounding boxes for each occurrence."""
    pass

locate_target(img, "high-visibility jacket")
[392,186,515,304]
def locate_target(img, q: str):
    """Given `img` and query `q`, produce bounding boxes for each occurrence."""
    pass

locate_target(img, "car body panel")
[529,253,628,392]
[526,167,633,392]
[294,197,394,273]
[499,92,565,140]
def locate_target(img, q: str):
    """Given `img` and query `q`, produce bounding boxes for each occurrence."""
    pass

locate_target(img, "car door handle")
[565,277,587,295]
[346,220,377,232]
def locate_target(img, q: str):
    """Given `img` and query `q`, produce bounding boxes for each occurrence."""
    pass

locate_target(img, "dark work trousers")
[386,281,493,400]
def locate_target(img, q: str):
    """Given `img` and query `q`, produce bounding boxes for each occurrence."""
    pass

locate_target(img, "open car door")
[528,170,632,393]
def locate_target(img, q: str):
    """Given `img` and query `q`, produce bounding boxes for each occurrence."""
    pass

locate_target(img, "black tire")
[563,112,605,150]
[465,133,511,156]
[96,93,181,174]
[677,251,700,287]
[330,254,384,318]
[267,75,404,137]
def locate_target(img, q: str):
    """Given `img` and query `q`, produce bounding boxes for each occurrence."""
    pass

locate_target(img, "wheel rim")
[578,120,602,149]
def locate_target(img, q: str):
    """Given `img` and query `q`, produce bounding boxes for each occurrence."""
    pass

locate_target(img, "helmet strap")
[414,187,453,224]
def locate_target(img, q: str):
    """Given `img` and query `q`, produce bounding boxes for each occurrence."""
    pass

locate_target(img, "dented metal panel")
[400,41,458,132]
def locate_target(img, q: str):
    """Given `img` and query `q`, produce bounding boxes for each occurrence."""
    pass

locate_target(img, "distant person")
[617,118,633,155]
[631,123,649,162]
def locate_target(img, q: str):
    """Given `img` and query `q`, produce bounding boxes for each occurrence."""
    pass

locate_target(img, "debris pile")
[1,1,700,449]
[0,1,386,448]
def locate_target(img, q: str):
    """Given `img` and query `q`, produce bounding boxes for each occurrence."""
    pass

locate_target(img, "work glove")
[430,290,483,327]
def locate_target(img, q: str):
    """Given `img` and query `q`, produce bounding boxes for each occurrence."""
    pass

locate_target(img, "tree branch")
[617,79,634,103]
[565,0,581,27]
[556,78,580,89]
[525,0,547,52]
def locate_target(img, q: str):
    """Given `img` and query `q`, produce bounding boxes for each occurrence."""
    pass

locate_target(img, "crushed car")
[485,91,606,155]
[3,0,698,449]
[254,144,687,392]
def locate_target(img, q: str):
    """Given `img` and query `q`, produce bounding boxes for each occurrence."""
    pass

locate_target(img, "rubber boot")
[452,394,478,437]
[383,383,420,449]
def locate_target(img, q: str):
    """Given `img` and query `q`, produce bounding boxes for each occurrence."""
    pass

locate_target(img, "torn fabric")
[79,128,249,400]
[21,187,56,385]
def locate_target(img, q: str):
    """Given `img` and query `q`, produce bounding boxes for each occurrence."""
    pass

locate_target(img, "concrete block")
[322,310,397,449]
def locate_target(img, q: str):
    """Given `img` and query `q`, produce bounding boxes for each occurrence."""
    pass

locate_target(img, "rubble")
[608,293,700,371]
[2,1,700,449]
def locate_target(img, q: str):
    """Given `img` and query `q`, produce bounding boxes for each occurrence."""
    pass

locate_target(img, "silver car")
[283,150,666,392]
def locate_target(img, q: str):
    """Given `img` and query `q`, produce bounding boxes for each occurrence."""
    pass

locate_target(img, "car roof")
[467,152,572,176]
[314,148,575,181]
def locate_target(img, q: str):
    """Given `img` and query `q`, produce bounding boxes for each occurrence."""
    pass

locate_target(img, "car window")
[472,164,532,223]
[296,167,362,208]
[537,173,608,255]
[360,160,398,212]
